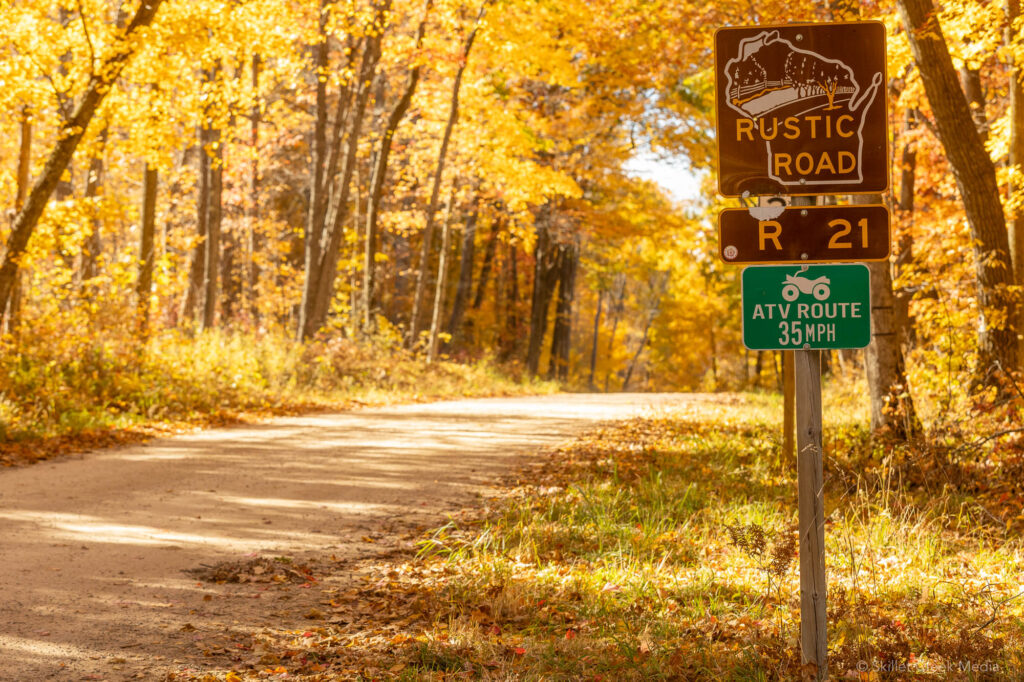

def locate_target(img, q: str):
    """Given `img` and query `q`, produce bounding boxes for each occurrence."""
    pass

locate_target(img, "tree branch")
[77,0,97,76]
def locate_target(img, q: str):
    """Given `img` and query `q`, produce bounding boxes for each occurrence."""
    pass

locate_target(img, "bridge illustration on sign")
[722,30,882,189]
[782,273,830,301]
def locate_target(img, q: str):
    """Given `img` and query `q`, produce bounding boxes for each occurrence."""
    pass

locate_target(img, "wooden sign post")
[713,21,889,682]
[790,195,828,677]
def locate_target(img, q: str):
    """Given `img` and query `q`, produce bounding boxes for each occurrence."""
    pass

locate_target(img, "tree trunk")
[960,66,988,144]
[471,217,500,310]
[15,110,30,215]
[222,226,244,323]
[363,0,432,333]
[503,238,520,360]
[588,289,604,389]
[55,7,75,203]
[898,0,1019,376]
[79,126,106,289]
[299,4,363,339]
[622,314,654,391]
[202,105,223,331]
[446,207,478,342]
[1009,0,1024,354]
[392,230,411,320]
[895,108,918,346]
[709,325,718,388]
[182,124,211,322]
[3,109,32,335]
[603,274,626,391]
[300,11,385,340]
[302,2,332,332]
[706,275,718,388]
[248,53,262,323]
[298,16,329,338]
[0,0,165,315]
[427,192,456,362]
[527,210,561,376]
[137,164,157,338]
[409,1,489,346]
[858,194,920,438]
[547,239,577,381]
[622,274,667,391]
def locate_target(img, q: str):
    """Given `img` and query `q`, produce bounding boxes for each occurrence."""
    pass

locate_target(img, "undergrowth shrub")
[0,325,548,443]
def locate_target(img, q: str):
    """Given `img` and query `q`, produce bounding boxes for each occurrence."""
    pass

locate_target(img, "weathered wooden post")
[790,196,828,676]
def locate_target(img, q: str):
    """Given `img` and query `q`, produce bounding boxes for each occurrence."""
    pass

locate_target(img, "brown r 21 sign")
[714,22,888,197]
[719,204,890,264]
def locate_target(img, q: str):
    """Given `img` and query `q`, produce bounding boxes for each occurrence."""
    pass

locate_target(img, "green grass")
[393,387,1024,680]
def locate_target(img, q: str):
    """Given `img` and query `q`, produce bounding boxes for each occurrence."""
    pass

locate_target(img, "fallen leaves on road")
[185,557,317,585]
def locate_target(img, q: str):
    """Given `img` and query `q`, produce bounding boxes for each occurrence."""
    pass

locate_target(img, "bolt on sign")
[719,204,889,264]
[714,22,888,197]
[742,264,871,350]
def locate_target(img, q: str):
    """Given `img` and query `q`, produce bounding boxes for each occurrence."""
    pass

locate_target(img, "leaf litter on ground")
[167,389,1024,680]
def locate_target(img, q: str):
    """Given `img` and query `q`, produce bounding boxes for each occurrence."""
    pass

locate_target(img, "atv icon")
[781,274,830,301]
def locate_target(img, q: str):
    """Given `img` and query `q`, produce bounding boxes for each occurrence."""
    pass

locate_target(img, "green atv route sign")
[742,264,871,350]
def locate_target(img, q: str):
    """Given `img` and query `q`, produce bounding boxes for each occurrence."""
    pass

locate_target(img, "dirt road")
[0,394,687,680]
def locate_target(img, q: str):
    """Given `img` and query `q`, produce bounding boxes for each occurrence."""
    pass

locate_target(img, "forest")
[1,0,1024,679]
[0,0,1019,433]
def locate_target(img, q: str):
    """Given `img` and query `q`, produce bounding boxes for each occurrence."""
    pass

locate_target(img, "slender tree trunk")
[447,207,478,341]
[248,53,262,323]
[603,274,626,391]
[471,217,500,310]
[3,109,32,335]
[392,231,411,320]
[858,194,920,438]
[1009,0,1024,353]
[503,238,519,360]
[137,164,157,338]
[588,289,604,389]
[547,239,577,381]
[300,13,385,340]
[709,326,718,388]
[55,8,75,203]
[182,123,211,322]
[320,38,360,231]
[898,0,1019,376]
[706,275,718,388]
[427,192,456,362]
[301,2,332,334]
[895,108,918,346]
[363,0,432,333]
[202,111,223,331]
[299,2,363,339]
[526,209,561,376]
[622,274,667,391]
[622,314,655,391]
[0,0,165,315]
[307,39,380,335]
[79,126,106,288]
[409,0,490,346]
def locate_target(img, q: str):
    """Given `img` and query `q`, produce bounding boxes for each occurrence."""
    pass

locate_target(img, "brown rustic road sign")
[719,204,890,264]
[714,22,888,197]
